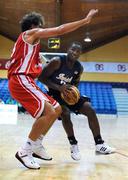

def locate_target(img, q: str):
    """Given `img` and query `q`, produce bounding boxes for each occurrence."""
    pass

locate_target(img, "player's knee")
[80,102,96,116]
[49,107,57,118]
[47,105,62,121]
[42,101,61,121]
[43,101,56,118]
[55,104,62,117]
[87,106,96,117]
[61,106,70,117]
[61,111,69,119]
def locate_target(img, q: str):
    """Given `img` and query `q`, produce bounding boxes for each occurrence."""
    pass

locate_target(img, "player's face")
[67,45,82,61]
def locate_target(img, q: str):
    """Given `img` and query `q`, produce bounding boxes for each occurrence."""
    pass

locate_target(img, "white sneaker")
[96,143,116,154]
[32,145,52,161]
[70,144,81,161]
[15,148,40,169]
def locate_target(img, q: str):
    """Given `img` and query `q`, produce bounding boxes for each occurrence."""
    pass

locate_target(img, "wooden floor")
[0,113,128,180]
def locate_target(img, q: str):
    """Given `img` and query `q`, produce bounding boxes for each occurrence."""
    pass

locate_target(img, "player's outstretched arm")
[34,9,98,38]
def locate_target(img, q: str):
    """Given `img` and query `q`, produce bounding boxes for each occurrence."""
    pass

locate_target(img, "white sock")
[23,135,44,150]
[23,138,35,150]
[35,134,44,146]
[38,134,44,140]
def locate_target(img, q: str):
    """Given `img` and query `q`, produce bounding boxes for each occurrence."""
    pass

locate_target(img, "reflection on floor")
[0,113,128,180]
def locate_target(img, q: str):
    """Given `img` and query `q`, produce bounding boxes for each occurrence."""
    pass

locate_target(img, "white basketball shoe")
[15,148,40,169]
[96,143,116,154]
[32,145,52,161]
[70,144,81,161]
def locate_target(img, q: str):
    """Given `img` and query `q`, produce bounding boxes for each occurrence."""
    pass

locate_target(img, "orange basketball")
[61,85,80,105]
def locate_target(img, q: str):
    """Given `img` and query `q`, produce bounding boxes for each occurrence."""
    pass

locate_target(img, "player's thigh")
[8,75,56,118]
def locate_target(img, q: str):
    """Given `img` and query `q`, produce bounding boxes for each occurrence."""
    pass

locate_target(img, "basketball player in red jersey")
[8,9,98,169]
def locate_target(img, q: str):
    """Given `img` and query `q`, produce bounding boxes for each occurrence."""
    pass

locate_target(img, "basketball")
[61,85,80,105]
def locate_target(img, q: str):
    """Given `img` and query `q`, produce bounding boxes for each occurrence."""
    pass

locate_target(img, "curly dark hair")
[20,12,44,32]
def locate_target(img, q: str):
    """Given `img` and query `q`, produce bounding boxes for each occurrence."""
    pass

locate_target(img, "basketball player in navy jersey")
[38,42,115,160]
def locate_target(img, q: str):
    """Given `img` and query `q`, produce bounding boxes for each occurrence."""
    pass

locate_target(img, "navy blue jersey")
[47,55,90,114]
[49,55,82,88]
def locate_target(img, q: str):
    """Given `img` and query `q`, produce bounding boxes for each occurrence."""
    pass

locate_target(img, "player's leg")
[29,102,61,140]
[16,102,61,169]
[47,90,81,160]
[79,99,115,154]
[28,101,61,160]
[32,102,61,161]
[9,75,62,169]
[61,106,81,160]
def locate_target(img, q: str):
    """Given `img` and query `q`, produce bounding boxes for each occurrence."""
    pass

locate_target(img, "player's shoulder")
[51,56,61,61]
[76,60,83,68]
[47,56,61,69]
[50,56,61,66]
[51,55,66,64]
[58,55,66,61]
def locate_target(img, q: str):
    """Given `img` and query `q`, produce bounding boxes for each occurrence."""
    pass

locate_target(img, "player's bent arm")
[38,57,62,91]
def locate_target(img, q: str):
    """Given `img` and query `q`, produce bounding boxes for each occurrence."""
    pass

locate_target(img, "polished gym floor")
[0,113,128,180]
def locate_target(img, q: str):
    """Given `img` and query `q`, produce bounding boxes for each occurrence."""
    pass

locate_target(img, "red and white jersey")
[8,32,42,79]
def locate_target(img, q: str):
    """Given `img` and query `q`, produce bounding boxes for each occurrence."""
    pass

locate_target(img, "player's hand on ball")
[60,85,80,105]
[59,84,70,94]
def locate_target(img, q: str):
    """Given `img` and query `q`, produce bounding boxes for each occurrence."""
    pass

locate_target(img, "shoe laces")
[36,144,45,150]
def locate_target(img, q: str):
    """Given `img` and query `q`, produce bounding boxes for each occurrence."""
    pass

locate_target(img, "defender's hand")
[85,9,98,24]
